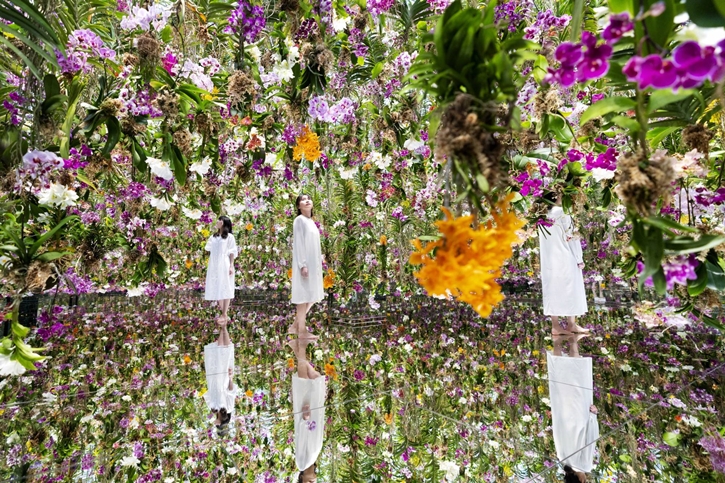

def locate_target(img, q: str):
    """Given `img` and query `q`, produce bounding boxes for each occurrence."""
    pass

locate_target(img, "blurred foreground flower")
[409,194,524,318]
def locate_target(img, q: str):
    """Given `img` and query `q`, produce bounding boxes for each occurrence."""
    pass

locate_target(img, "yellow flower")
[198,387,207,397]
[363,163,372,171]
[245,389,253,397]
[183,355,192,364]
[287,268,293,280]
[185,259,193,269]
[324,362,338,381]
[401,200,410,208]
[245,223,254,231]
[201,228,210,238]
[379,235,387,246]
[292,126,321,162]
[384,413,393,425]
[203,87,219,101]
[26,440,32,452]
[323,269,335,289]
[409,194,525,318]
[287,358,295,369]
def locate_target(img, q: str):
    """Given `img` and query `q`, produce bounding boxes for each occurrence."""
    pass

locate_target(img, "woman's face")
[216,219,223,231]
[298,196,313,212]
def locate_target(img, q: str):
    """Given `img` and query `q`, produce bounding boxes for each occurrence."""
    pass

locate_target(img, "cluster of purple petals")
[494,0,534,32]
[348,28,368,58]
[545,31,614,86]
[120,87,162,118]
[637,255,699,290]
[694,186,725,207]
[367,0,395,16]
[523,10,570,41]
[308,96,357,124]
[427,0,453,14]
[391,206,408,222]
[224,0,266,44]
[65,145,92,170]
[294,18,319,41]
[281,124,300,144]
[514,171,543,197]
[583,147,618,171]
[624,40,725,90]
[57,29,116,75]
[700,434,725,474]
[3,91,25,126]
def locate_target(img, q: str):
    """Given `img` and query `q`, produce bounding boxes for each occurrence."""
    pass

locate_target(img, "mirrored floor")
[1,292,723,482]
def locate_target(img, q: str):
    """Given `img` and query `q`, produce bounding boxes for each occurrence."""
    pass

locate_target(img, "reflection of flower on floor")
[0,295,723,481]
[410,194,525,318]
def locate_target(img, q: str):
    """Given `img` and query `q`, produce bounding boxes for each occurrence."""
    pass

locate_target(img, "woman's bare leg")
[217,322,231,347]
[221,299,231,321]
[297,303,317,340]
[568,316,590,334]
[551,316,571,335]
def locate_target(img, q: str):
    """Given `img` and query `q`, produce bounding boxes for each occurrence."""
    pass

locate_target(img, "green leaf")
[371,62,384,78]
[0,35,42,81]
[647,89,695,114]
[664,234,725,255]
[663,431,680,447]
[685,0,725,27]
[647,126,678,149]
[60,79,85,158]
[688,261,709,296]
[29,215,78,256]
[706,260,725,291]
[570,0,585,42]
[580,96,637,125]
[643,0,675,50]
[160,25,173,43]
[610,115,640,132]
[12,320,29,338]
[533,55,549,85]
[608,0,635,14]
[642,215,698,234]
[102,117,121,156]
[640,226,664,282]
[36,251,70,262]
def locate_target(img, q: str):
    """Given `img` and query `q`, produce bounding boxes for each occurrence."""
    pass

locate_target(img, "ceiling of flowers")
[0,0,722,343]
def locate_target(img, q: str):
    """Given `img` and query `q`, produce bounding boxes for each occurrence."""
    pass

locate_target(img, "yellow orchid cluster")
[323,269,335,289]
[409,194,525,318]
[292,125,321,162]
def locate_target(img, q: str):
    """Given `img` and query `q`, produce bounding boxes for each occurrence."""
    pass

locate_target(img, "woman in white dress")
[288,338,325,481]
[539,195,589,335]
[205,216,237,324]
[204,319,237,434]
[288,194,324,339]
[547,335,599,482]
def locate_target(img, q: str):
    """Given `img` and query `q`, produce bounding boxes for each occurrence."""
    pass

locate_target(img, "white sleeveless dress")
[291,216,324,304]
[205,234,238,301]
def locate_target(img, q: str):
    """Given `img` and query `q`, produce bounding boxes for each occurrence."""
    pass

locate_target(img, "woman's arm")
[293,217,308,271]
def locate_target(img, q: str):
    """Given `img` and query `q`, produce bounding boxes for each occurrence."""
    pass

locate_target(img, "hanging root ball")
[154,89,180,119]
[227,71,257,108]
[435,94,503,190]
[136,33,160,66]
[614,149,675,216]
[682,124,713,155]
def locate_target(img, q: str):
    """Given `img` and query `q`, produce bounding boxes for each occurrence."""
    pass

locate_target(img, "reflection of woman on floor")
[288,339,325,481]
[204,319,237,434]
[288,193,324,340]
[539,193,589,335]
[548,334,598,482]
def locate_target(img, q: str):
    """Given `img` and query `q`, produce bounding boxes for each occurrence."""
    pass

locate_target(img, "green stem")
[635,88,649,156]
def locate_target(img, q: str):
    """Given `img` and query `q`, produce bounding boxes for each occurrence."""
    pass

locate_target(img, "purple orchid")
[576,31,613,81]
[602,12,634,44]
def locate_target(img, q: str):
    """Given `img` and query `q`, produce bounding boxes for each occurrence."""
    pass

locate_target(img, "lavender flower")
[700,433,725,474]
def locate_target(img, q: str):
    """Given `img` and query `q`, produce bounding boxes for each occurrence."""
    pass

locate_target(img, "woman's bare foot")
[297,329,319,341]
[569,323,590,334]
[307,363,321,379]
[287,322,298,335]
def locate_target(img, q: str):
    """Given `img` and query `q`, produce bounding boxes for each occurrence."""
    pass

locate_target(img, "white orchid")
[146,157,174,180]
[182,207,203,220]
[38,183,79,209]
[149,196,173,211]
[189,157,212,176]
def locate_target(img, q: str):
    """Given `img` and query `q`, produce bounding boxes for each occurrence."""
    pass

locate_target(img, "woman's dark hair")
[563,465,583,483]
[297,463,316,483]
[295,193,314,218]
[218,407,232,426]
[215,216,233,239]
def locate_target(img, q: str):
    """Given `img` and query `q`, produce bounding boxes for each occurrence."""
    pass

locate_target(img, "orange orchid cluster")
[292,125,321,162]
[409,194,525,318]
[323,269,335,289]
